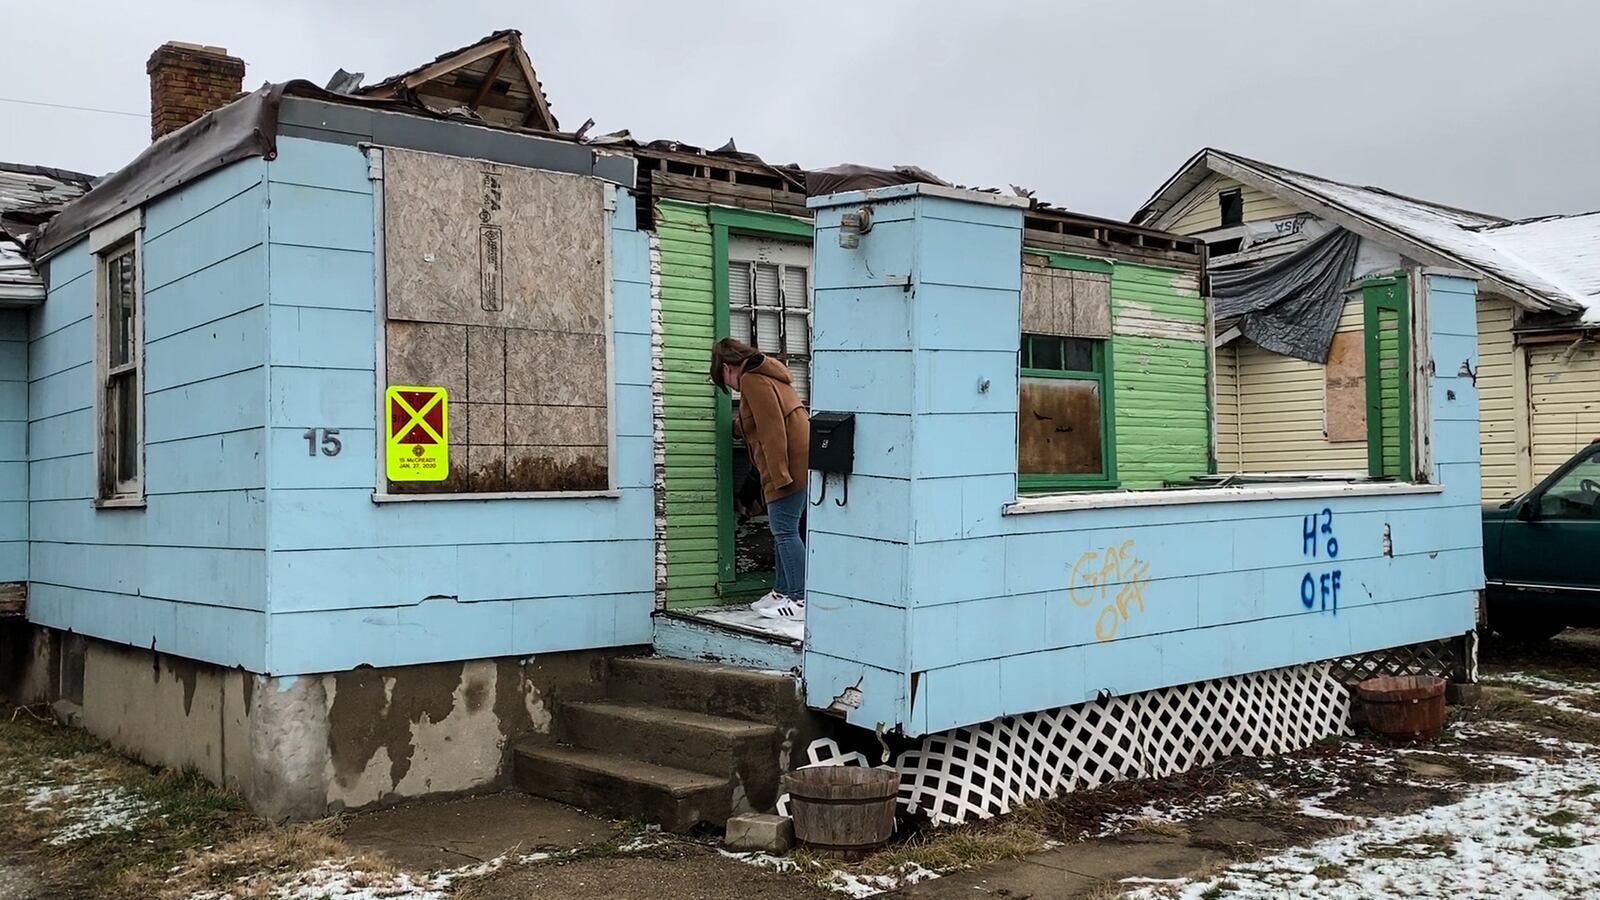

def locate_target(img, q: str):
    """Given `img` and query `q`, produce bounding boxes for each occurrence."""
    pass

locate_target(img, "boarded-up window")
[380,147,611,494]
[1021,256,1111,339]
[1324,330,1367,441]
[1019,334,1110,483]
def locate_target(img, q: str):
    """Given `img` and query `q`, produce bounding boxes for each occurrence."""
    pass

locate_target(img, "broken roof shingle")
[354,29,557,132]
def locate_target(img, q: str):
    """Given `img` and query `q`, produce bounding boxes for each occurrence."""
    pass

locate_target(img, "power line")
[0,97,147,119]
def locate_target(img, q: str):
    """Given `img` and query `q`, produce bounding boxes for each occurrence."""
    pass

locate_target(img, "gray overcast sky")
[3,0,1598,221]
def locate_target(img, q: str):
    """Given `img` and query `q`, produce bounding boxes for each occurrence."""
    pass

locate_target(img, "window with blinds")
[727,235,812,404]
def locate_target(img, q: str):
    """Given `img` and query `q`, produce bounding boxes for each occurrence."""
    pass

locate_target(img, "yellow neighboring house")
[1133,149,1600,501]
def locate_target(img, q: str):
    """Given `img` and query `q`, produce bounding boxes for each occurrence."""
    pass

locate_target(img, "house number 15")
[303,428,342,457]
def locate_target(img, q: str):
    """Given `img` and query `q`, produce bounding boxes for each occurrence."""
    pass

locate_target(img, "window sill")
[1019,479,1121,494]
[1004,480,1445,515]
[93,497,147,510]
[371,490,622,504]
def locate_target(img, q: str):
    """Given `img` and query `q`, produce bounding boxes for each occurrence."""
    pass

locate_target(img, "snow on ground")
[718,849,941,898]
[3,761,154,845]
[1126,732,1600,899]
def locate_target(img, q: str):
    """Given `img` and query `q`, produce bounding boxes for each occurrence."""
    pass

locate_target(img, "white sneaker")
[750,591,787,612]
[759,597,806,620]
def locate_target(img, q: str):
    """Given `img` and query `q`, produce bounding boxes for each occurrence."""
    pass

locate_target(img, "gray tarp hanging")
[1211,227,1362,364]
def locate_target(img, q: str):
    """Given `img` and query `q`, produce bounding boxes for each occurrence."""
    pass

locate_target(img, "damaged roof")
[1134,148,1598,324]
[0,162,97,303]
[348,29,559,133]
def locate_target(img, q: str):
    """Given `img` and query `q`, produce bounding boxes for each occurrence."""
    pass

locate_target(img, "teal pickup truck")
[1483,440,1600,641]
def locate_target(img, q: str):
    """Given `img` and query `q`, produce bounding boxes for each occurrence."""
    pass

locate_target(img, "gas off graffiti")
[1301,508,1341,614]
[1069,539,1152,642]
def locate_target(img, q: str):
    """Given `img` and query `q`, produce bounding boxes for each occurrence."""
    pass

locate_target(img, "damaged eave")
[1204,153,1572,317]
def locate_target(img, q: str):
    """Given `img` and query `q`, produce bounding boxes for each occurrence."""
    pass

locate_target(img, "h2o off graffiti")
[1301,507,1341,614]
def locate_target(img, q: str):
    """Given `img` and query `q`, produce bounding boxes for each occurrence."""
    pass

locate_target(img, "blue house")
[2,36,1483,828]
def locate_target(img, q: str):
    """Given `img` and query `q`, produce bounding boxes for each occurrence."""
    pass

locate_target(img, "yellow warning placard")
[385,386,449,481]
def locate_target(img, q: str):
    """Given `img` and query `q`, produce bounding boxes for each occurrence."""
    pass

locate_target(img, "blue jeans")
[767,489,807,600]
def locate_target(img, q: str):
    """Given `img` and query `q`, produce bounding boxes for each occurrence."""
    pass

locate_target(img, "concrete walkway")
[894,835,1223,897]
[339,792,614,871]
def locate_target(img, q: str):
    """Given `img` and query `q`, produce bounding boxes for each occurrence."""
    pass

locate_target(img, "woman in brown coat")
[711,339,809,620]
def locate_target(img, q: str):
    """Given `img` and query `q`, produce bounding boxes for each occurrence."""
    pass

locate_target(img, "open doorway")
[705,227,812,641]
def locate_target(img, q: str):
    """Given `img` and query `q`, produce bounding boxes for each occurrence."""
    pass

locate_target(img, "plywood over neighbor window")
[1021,256,1111,339]
[381,147,610,494]
[1324,329,1367,442]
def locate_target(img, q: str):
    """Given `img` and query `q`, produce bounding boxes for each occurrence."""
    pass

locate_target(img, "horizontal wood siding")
[1214,343,1241,471]
[1166,174,1302,235]
[1109,264,1209,487]
[29,161,271,671]
[1528,337,1600,481]
[261,137,653,674]
[655,201,719,607]
[805,191,1482,737]
[1228,298,1368,473]
[1475,297,1519,499]
[0,312,25,580]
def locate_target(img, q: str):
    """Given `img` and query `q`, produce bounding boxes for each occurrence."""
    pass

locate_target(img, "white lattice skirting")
[783,661,1352,827]
[896,662,1351,825]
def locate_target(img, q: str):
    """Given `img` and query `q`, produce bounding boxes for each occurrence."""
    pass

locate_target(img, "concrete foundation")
[1,624,628,820]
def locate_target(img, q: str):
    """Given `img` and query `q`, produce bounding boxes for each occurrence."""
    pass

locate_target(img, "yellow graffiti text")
[1067,539,1152,642]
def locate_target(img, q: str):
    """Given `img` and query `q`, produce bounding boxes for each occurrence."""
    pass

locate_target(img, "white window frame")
[90,210,146,508]
[726,234,813,402]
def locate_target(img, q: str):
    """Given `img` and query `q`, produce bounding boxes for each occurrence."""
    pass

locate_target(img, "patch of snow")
[13,773,154,845]
[191,860,453,900]
[617,831,670,852]
[717,849,800,873]
[820,863,941,898]
[718,851,942,898]
[1126,743,1600,900]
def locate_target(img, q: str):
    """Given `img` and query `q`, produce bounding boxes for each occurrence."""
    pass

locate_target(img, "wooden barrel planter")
[1354,675,1447,741]
[782,766,900,857]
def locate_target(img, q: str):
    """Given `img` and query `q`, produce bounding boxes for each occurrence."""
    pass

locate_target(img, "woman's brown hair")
[709,338,763,393]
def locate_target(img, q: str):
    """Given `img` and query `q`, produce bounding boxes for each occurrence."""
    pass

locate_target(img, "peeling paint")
[523,680,553,734]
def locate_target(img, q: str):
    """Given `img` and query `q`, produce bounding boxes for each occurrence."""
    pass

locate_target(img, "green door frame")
[1362,275,1412,480]
[708,206,813,599]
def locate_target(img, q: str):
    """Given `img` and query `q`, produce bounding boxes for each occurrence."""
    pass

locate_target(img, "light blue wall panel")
[27,160,270,670]
[0,310,27,580]
[28,584,265,671]
[804,187,1483,736]
[259,137,654,675]
[267,592,653,674]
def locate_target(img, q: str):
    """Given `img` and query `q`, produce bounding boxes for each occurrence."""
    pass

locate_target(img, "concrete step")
[562,699,779,776]
[512,742,732,833]
[608,656,802,724]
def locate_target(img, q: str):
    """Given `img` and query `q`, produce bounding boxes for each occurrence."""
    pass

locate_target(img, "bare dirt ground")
[1,630,1597,899]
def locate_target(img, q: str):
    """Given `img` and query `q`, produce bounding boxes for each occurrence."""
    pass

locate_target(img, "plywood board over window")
[380,147,612,494]
[1324,329,1367,442]
[1021,255,1111,339]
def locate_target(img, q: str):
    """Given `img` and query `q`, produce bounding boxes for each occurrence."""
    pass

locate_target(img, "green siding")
[657,201,720,606]
[1108,262,1212,488]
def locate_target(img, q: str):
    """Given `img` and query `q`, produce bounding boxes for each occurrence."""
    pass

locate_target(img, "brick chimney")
[146,42,246,141]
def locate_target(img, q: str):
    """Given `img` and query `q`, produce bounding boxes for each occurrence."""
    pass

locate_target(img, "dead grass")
[792,821,1048,883]
[1473,687,1600,740]
[126,818,387,900]
[0,707,261,898]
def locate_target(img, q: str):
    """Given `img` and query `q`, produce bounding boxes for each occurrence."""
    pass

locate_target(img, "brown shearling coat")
[736,356,809,503]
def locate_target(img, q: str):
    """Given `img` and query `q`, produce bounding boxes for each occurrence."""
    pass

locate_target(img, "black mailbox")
[809,411,855,474]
